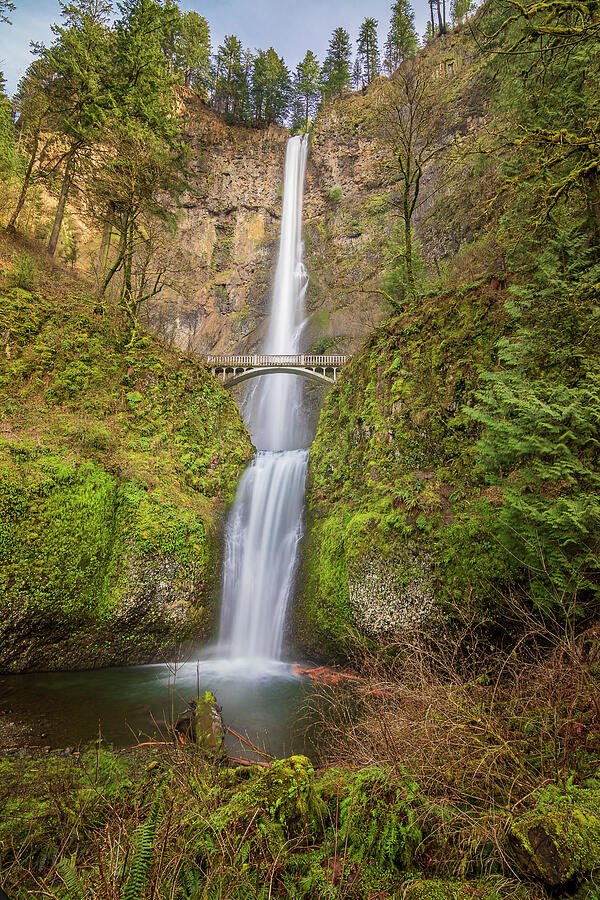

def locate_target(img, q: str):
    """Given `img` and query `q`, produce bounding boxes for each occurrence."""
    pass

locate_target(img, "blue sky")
[0,0,430,95]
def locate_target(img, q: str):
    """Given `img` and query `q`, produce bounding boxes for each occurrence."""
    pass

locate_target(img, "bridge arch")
[206,354,347,388]
[224,366,335,387]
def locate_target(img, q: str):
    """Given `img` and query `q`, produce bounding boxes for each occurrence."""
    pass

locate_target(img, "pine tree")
[6,59,56,232]
[385,0,417,73]
[0,71,21,184]
[294,50,320,132]
[352,57,362,90]
[96,0,183,308]
[450,0,475,24]
[0,0,15,25]
[176,11,210,92]
[214,34,244,116]
[251,48,290,124]
[159,0,182,74]
[322,27,351,98]
[33,0,114,256]
[357,18,379,85]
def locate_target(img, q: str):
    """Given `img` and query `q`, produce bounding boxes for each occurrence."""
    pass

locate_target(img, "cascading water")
[1,136,323,760]
[218,134,310,663]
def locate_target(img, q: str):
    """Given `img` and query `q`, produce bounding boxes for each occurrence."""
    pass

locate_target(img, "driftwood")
[292,663,362,686]
[228,755,272,769]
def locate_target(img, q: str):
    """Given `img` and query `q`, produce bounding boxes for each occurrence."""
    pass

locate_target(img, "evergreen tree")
[159,0,182,75]
[357,18,379,85]
[176,11,210,92]
[214,34,244,116]
[352,57,362,90]
[0,0,15,25]
[0,71,21,185]
[322,27,351,98]
[450,0,475,24]
[6,59,56,231]
[251,48,290,124]
[385,0,417,73]
[96,0,183,307]
[293,50,320,132]
[33,0,114,256]
[113,0,176,139]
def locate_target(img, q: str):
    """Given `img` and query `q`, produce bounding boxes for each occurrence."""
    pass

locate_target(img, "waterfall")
[217,135,310,663]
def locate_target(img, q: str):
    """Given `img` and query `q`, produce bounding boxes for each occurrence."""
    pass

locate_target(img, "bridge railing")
[206,354,347,367]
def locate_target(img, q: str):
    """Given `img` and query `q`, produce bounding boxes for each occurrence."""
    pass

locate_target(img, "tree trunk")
[588,170,600,247]
[121,220,134,306]
[403,193,415,301]
[95,211,113,294]
[102,221,127,295]
[429,0,436,35]
[436,0,445,35]
[48,149,75,257]
[442,0,447,31]
[7,133,39,232]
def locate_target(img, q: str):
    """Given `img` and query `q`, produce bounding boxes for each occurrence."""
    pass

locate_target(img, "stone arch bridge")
[206,354,347,387]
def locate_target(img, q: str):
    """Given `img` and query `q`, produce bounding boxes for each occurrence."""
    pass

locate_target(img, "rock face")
[295,283,507,660]
[143,28,488,361]
[142,97,289,355]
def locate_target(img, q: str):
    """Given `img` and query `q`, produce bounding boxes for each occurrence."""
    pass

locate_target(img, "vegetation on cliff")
[300,0,600,656]
[0,234,252,670]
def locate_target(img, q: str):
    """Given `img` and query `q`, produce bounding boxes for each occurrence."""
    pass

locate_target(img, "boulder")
[510,790,600,886]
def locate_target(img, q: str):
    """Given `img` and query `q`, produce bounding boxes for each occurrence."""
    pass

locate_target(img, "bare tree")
[374,60,445,302]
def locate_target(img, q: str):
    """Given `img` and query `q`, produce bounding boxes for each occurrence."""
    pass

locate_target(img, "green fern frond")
[123,798,161,900]
[57,853,86,899]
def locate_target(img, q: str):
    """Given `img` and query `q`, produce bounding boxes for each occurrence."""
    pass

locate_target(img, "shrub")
[7,253,36,290]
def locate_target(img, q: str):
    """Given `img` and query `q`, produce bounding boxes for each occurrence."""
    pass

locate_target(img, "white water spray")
[218,135,310,663]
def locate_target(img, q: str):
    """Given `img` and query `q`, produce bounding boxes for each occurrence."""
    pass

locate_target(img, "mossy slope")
[296,282,511,659]
[0,249,252,671]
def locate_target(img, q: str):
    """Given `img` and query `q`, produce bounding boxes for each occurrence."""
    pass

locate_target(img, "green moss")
[297,285,517,657]
[0,275,253,669]
[510,786,600,885]
[402,878,529,899]
[220,755,319,837]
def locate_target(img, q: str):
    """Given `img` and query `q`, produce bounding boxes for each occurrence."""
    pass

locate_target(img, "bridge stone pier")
[206,354,347,387]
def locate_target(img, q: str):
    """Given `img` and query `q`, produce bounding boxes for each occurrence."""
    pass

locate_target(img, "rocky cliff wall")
[142,98,290,355]
[153,28,489,361]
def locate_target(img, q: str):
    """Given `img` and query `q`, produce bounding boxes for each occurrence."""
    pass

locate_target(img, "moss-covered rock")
[510,787,600,886]
[175,691,227,762]
[296,283,512,659]
[220,755,319,836]
[0,270,252,671]
[401,878,531,899]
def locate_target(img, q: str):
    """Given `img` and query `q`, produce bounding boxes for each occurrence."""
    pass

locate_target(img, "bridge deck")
[206,354,347,367]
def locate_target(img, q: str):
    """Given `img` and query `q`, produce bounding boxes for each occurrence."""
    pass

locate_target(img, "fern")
[468,227,600,615]
[57,853,86,899]
[180,867,204,899]
[122,798,161,900]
